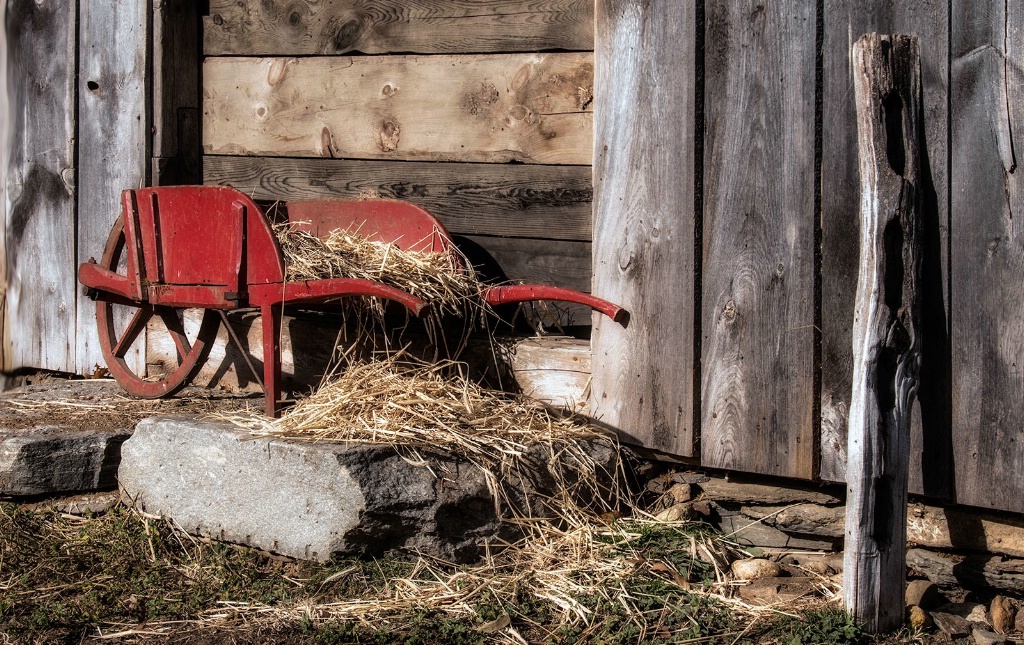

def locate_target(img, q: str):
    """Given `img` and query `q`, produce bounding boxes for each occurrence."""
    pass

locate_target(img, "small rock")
[801,561,834,576]
[932,612,972,639]
[1015,603,1024,633]
[823,553,844,573]
[990,596,1015,634]
[737,576,818,606]
[731,558,783,581]
[972,627,1007,645]
[691,500,712,516]
[967,604,990,626]
[655,503,693,523]
[906,579,940,610]
[666,482,692,504]
[908,605,933,630]
[937,603,990,626]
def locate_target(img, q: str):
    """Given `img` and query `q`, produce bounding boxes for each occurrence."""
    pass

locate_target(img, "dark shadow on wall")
[914,89,955,501]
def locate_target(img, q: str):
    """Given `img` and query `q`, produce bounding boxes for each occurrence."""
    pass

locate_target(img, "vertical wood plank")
[0,2,6,370]
[701,0,817,478]
[0,2,7,371]
[77,0,149,374]
[820,1,950,496]
[591,0,696,455]
[2,1,78,372]
[153,0,200,185]
[951,0,1024,512]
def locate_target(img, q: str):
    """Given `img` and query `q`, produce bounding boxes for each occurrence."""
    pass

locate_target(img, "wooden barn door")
[2,0,149,377]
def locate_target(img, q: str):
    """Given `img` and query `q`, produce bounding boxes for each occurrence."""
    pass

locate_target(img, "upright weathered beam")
[77,0,149,374]
[843,34,922,633]
[701,0,817,477]
[2,1,78,373]
[590,1,696,455]
[950,0,1024,513]
[820,1,950,497]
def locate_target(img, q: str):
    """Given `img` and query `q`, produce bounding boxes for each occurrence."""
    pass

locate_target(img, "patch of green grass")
[0,503,935,645]
[764,607,869,645]
[0,504,385,641]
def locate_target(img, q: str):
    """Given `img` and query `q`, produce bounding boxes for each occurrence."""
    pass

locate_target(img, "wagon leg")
[261,304,282,417]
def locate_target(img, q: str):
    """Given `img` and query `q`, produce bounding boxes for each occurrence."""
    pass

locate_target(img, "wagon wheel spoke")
[156,306,193,359]
[113,305,154,358]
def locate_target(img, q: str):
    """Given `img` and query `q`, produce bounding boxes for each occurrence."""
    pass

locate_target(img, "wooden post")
[843,33,923,633]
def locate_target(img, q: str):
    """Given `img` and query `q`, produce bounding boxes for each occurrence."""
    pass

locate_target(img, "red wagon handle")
[482,285,628,325]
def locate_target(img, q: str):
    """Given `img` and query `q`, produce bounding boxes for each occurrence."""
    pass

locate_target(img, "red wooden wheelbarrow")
[78,186,626,417]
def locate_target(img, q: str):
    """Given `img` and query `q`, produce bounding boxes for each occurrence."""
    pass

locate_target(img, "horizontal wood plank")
[203,53,593,164]
[456,235,591,327]
[203,155,592,241]
[205,0,594,56]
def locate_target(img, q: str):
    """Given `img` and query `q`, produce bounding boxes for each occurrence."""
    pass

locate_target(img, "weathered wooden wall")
[591,0,697,457]
[5,0,1024,515]
[76,0,149,375]
[202,0,597,330]
[591,1,1024,514]
[700,0,817,478]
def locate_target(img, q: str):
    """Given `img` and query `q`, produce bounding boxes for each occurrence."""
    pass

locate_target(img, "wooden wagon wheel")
[95,217,220,398]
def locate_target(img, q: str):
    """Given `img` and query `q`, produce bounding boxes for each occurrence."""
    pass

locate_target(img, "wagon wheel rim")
[95,217,219,398]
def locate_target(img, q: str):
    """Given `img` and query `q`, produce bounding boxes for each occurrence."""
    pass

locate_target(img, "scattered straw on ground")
[208,353,843,643]
[0,387,258,431]
[273,222,482,316]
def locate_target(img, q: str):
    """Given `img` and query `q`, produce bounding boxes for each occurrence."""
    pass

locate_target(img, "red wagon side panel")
[285,199,450,254]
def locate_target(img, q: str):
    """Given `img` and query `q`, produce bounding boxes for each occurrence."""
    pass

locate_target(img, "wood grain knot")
[267,59,289,86]
[330,18,364,52]
[319,127,335,158]
[722,300,737,322]
[509,105,532,122]
[512,65,532,92]
[378,120,401,152]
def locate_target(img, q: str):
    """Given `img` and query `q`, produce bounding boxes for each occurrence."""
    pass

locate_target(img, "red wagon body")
[78,186,625,416]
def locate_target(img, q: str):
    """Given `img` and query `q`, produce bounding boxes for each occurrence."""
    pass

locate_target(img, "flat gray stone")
[0,379,253,497]
[0,426,129,495]
[716,511,837,551]
[119,415,617,563]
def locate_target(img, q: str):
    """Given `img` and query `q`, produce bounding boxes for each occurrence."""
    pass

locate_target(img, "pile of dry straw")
[273,221,482,316]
